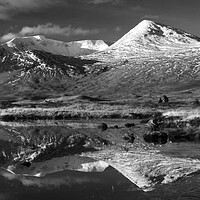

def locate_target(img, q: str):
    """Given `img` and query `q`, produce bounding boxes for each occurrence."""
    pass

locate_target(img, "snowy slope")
[86,20,200,60]
[111,20,200,50]
[2,35,109,57]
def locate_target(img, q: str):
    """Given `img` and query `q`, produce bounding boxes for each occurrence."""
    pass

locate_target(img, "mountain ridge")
[2,35,109,57]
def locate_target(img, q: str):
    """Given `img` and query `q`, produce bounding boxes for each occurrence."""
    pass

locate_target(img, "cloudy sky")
[0,0,200,43]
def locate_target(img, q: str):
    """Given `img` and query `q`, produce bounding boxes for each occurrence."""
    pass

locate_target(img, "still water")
[0,120,200,200]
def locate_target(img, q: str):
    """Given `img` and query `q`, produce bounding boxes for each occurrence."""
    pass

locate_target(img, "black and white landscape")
[1,1,200,199]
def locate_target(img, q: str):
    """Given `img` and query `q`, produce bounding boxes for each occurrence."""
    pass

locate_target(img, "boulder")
[124,123,135,128]
[98,123,108,131]
[143,131,168,144]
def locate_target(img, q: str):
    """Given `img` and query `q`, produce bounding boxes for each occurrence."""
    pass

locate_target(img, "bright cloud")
[0,23,100,42]
[0,169,100,188]
[0,33,16,42]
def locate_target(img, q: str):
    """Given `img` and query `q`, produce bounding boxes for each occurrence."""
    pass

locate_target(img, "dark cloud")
[130,5,144,12]
[0,0,61,20]
[87,0,121,5]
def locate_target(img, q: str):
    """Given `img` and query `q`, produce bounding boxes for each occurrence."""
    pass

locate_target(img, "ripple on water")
[159,142,200,160]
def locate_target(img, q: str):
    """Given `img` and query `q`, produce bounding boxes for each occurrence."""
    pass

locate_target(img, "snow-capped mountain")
[75,20,200,97]
[86,20,200,60]
[1,20,200,100]
[3,35,109,57]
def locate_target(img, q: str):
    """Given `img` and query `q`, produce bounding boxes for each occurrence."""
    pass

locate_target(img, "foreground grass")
[0,102,161,120]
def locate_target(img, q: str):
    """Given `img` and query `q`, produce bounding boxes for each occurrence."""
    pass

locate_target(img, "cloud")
[88,0,121,5]
[0,0,60,20]
[19,176,99,188]
[0,33,16,42]
[142,15,159,20]
[114,26,121,32]
[0,193,7,200]
[0,23,100,42]
[131,5,144,12]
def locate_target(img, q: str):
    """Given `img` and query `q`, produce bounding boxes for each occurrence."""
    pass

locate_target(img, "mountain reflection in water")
[0,166,142,200]
[1,120,200,199]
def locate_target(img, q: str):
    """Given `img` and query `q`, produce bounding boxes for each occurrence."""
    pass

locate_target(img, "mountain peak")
[130,20,200,41]
[125,19,160,38]
[114,20,200,50]
[136,19,156,28]
[86,20,200,61]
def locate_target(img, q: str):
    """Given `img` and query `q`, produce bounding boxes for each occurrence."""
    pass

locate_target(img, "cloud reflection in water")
[0,168,100,188]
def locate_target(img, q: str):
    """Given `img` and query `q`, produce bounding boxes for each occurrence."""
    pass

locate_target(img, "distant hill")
[3,35,109,57]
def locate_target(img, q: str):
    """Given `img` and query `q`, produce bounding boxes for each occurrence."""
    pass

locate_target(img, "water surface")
[0,120,200,200]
